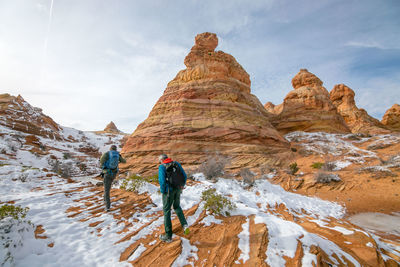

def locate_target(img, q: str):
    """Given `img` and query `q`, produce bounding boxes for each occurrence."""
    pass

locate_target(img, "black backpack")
[164,161,186,188]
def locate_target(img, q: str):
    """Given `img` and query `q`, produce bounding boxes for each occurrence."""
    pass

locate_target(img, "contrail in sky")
[39,0,55,89]
[44,0,55,56]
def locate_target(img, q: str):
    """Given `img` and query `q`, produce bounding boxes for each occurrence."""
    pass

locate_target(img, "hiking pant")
[162,187,187,238]
[103,170,117,209]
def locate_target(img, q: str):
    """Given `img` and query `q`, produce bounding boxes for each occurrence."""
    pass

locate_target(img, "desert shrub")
[144,174,159,184]
[120,174,145,193]
[240,168,255,186]
[198,155,230,180]
[359,166,397,178]
[48,159,72,178]
[201,188,236,216]
[0,205,32,266]
[78,163,87,172]
[314,172,341,183]
[288,162,299,175]
[0,205,29,221]
[322,161,336,171]
[311,162,324,169]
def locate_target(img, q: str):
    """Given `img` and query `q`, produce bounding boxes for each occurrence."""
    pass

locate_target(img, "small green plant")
[311,162,324,169]
[120,174,145,193]
[0,204,29,221]
[144,174,159,184]
[201,188,236,216]
[288,162,299,175]
[63,152,71,159]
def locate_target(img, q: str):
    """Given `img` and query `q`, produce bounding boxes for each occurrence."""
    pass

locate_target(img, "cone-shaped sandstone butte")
[382,104,400,131]
[122,32,290,175]
[0,93,62,139]
[103,121,122,134]
[330,84,390,134]
[269,69,351,134]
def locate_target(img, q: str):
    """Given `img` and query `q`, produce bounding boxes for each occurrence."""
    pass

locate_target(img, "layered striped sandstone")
[121,32,290,175]
[330,84,390,134]
[269,69,350,134]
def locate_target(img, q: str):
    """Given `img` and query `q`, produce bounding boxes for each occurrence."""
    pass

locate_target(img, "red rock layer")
[382,104,400,131]
[121,32,290,175]
[270,69,350,134]
[330,84,390,134]
[0,93,62,139]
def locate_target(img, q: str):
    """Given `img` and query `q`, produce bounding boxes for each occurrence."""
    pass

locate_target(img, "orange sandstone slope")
[330,84,390,134]
[269,69,351,134]
[382,104,400,131]
[121,32,290,175]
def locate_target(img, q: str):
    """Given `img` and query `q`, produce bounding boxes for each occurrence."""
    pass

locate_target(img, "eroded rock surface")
[382,104,400,131]
[0,93,62,139]
[330,84,390,134]
[103,121,122,134]
[121,32,290,175]
[270,69,350,134]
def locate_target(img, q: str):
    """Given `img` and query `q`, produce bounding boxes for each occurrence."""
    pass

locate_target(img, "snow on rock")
[172,237,198,267]
[236,217,250,264]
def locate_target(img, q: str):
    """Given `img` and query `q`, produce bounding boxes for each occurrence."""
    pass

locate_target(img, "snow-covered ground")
[1,127,400,266]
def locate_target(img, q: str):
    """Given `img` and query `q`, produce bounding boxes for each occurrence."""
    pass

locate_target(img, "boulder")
[121,32,291,175]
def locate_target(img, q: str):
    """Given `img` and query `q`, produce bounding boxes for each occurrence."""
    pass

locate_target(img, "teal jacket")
[158,161,187,194]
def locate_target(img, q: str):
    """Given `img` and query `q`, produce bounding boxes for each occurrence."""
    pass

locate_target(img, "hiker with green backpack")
[100,145,126,212]
[158,154,189,242]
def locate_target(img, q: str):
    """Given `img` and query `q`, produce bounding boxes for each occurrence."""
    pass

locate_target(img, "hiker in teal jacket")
[100,145,126,212]
[158,154,189,242]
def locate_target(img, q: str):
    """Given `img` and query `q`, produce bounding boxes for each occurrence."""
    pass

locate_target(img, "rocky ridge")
[0,93,63,140]
[122,32,291,175]
[330,84,390,134]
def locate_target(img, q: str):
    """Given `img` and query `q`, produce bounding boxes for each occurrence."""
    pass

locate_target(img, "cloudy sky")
[0,0,399,133]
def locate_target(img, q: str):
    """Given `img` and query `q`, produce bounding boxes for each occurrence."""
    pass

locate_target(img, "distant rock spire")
[103,121,121,133]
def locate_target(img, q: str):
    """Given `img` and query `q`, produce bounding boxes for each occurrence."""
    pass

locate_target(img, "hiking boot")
[105,207,110,212]
[183,224,190,235]
[159,234,172,243]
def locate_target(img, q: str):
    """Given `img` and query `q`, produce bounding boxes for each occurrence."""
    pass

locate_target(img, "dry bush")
[198,154,230,180]
[322,161,336,171]
[240,168,255,186]
[314,172,341,183]
[359,166,397,178]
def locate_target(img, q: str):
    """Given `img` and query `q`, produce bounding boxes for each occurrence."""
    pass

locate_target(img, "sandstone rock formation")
[0,93,62,139]
[330,84,390,134]
[122,32,291,175]
[269,69,350,134]
[264,101,283,115]
[103,121,122,134]
[382,104,400,131]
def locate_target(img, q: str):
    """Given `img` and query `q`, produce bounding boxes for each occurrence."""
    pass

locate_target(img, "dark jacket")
[158,159,187,194]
